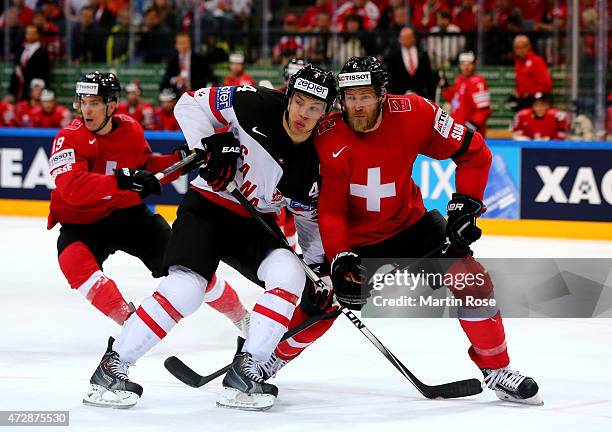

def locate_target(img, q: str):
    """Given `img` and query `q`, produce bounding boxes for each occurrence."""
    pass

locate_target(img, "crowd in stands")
[0,0,609,137]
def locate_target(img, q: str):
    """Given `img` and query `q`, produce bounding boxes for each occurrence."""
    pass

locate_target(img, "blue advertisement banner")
[521,148,612,222]
[413,145,521,219]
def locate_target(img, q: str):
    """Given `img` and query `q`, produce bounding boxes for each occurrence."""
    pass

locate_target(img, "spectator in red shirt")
[272,14,304,65]
[453,0,478,31]
[412,0,446,32]
[513,34,552,110]
[333,0,381,31]
[117,82,157,130]
[512,93,568,140]
[224,52,256,87]
[32,11,63,61]
[15,78,44,127]
[31,89,72,128]
[299,0,334,31]
[0,96,17,127]
[12,0,33,27]
[154,88,180,131]
[492,0,523,30]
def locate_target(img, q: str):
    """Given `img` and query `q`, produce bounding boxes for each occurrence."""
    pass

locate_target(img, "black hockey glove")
[304,261,335,312]
[198,132,241,192]
[331,251,370,311]
[172,145,207,174]
[446,193,484,253]
[114,168,161,198]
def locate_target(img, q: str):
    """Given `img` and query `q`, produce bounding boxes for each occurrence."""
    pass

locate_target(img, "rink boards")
[0,128,610,240]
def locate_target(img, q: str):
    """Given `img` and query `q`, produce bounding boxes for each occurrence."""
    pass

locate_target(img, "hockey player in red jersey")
[116,81,157,130]
[223,52,256,87]
[271,56,543,406]
[0,97,17,127]
[442,51,492,137]
[154,88,181,131]
[31,89,71,128]
[83,65,337,410]
[512,92,568,140]
[15,78,45,127]
[49,72,248,331]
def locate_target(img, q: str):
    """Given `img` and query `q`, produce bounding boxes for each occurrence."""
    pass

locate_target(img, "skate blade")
[495,389,544,406]
[83,384,140,409]
[216,387,275,411]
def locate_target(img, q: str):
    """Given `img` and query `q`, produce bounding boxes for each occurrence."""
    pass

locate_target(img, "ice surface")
[1,216,611,432]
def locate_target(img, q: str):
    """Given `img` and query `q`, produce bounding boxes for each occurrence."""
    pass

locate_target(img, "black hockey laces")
[261,354,289,379]
[243,355,267,383]
[109,353,130,381]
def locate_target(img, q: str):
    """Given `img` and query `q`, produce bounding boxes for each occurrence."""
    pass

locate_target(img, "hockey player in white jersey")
[82,65,337,411]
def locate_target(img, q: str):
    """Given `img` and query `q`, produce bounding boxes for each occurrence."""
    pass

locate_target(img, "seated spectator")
[11,0,33,27]
[160,32,218,93]
[332,14,377,65]
[333,0,380,31]
[453,0,478,32]
[512,93,568,140]
[272,13,304,65]
[377,0,405,31]
[117,81,156,130]
[154,88,180,131]
[385,26,436,99]
[224,52,256,87]
[151,0,179,32]
[88,0,115,30]
[492,0,523,30]
[15,78,44,127]
[412,0,446,32]
[32,11,63,61]
[0,7,26,61]
[513,34,552,110]
[304,11,333,65]
[138,7,173,63]
[106,5,131,64]
[299,0,334,31]
[31,89,72,128]
[72,6,106,63]
[9,24,50,101]
[427,9,465,68]
[0,95,17,127]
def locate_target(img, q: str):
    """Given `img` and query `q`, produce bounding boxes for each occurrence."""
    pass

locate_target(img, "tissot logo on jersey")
[294,78,329,99]
[338,72,371,87]
[434,108,454,138]
[215,86,234,111]
[48,149,76,171]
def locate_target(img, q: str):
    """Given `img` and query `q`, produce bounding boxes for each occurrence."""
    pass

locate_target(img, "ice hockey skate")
[260,353,290,380]
[482,367,543,405]
[216,351,279,411]
[83,337,143,409]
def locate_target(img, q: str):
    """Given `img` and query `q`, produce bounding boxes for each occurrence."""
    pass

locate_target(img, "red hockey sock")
[204,274,247,322]
[59,242,132,325]
[274,305,338,361]
[459,311,510,369]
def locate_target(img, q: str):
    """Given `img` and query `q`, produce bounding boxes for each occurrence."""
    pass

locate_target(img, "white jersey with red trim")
[174,84,324,264]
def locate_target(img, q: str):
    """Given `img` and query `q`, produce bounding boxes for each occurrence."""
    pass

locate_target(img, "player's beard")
[346,101,382,132]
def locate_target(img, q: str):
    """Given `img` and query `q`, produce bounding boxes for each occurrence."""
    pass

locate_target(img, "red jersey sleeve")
[316,122,353,260]
[49,131,127,207]
[418,98,492,201]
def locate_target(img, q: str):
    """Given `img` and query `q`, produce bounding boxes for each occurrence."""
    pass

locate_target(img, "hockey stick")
[154,151,200,181]
[164,308,342,388]
[224,181,482,399]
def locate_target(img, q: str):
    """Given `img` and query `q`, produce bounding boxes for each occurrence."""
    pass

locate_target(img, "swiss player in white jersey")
[271,57,543,406]
[82,65,338,411]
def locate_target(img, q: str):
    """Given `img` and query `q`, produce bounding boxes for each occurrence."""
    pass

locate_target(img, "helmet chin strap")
[90,103,115,134]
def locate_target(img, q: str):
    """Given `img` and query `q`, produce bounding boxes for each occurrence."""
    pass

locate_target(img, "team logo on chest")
[350,167,396,212]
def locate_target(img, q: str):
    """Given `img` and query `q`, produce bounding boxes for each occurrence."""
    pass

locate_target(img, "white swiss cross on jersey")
[350,167,396,212]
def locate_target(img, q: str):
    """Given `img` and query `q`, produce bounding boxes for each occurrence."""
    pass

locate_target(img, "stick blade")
[164,356,205,388]
[426,378,483,399]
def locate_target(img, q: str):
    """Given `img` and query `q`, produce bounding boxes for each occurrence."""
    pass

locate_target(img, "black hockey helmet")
[337,56,388,98]
[285,64,337,113]
[74,71,121,108]
[283,58,307,82]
